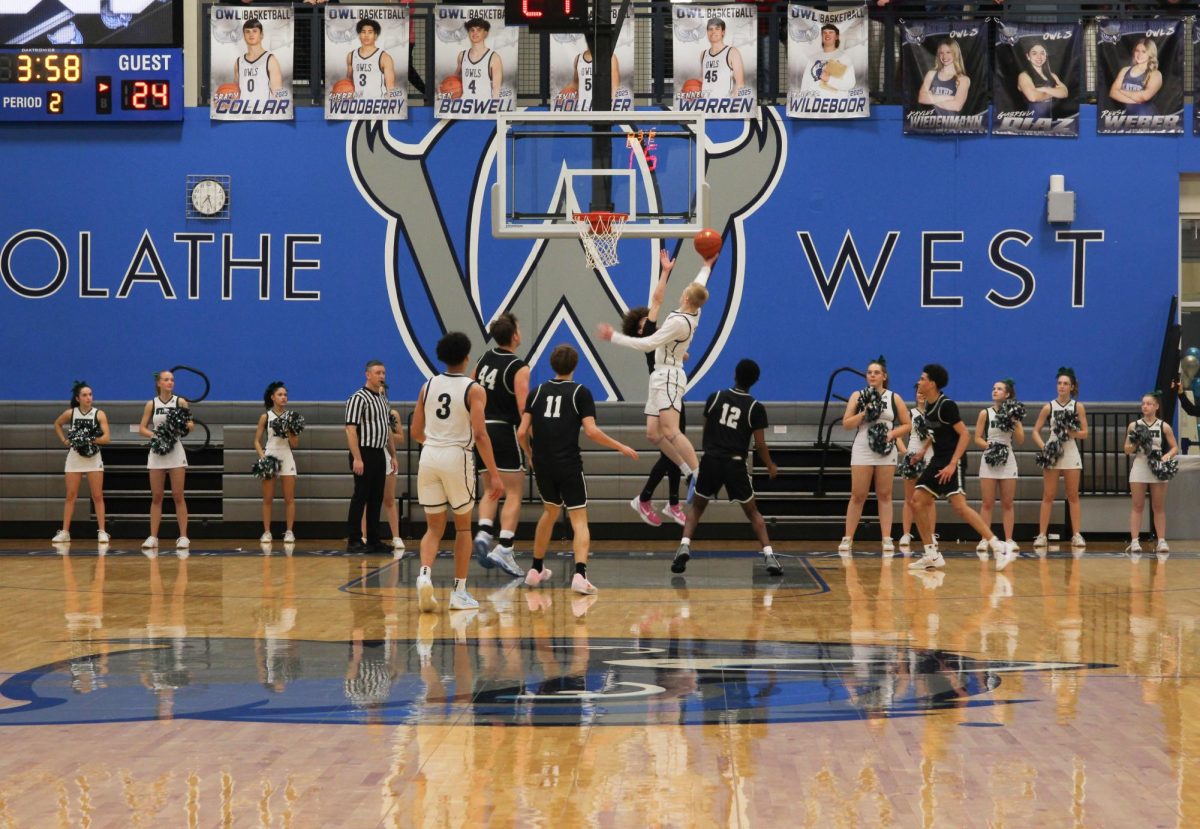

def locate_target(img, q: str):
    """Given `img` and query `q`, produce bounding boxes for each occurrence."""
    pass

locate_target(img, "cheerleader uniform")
[64,406,104,473]
[978,407,1018,480]
[1048,398,1081,470]
[850,388,898,466]
[1128,418,1163,485]
[147,395,188,470]
[265,410,298,477]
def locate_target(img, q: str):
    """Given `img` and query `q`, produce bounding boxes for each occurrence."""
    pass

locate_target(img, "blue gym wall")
[0,105,1189,404]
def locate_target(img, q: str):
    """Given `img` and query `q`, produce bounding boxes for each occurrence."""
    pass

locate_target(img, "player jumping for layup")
[672,359,781,576]
[599,249,717,502]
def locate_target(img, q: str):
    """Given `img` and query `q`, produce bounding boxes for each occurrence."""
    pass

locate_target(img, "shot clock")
[504,0,589,32]
[0,48,182,121]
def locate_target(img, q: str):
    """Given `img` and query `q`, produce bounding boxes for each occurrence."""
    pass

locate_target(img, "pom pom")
[983,441,1010,468]
[912,413,930,442]
[66,421,103,457]
[251,454,282,480]
[1128,422,1154,455]
[993,399,1026,433]
[857,387,885,423]
[867,422,894,455]
[388,412,398,432]
[271,410,306,438]
[1051,409,1081,442]
[147,407,192,455]
[898,452,926,480]
[1148,450,1178,481]
[1035,437,1063,469]
[164,407,193,435]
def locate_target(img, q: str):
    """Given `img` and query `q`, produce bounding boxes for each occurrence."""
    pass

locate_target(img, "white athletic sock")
[679,463,693,478]
[420,565,432,578]
[681,537,691,547]
[454,577,467,592]
[762,545,773,555]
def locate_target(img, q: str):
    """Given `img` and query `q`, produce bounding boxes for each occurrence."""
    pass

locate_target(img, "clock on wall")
[185,175,231,220]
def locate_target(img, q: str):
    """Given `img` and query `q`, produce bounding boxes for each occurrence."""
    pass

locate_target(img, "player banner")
[549,10,635,112]
[323,6,408,121]
[786,4,870,120]
[672,4,757,120]
[1096,19,1183,135]
[901,21,988,135]
[992,22,1080,137]
[209,6,293,122]
[433,5,515,120]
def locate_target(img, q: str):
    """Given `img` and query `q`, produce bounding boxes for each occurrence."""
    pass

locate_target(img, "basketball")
[560,83,577,98]
[215,83,240,100]
[331,78,355,97]
[439,76,463,99]
[694,229,721,259]
[681,78,703,95]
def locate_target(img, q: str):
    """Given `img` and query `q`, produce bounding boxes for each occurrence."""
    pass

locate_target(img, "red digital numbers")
[512,0,579,22]
[122,80,170,111]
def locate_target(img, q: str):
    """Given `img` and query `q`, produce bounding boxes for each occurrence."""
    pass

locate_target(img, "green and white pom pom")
[67,421,103,457]
[251,454,282,480]
[994,399,1026,433]
[857,387,885,423]
[984,441,1010,468]
[1148,450,1178,481]
[271,410,306,438]
[898,452,926,480]
[867,422,894,455]
[1035,437,1063,469]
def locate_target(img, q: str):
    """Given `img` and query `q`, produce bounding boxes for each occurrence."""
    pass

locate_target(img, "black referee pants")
[347,447,386,545]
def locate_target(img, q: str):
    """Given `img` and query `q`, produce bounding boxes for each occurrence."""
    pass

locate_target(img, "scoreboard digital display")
[0,47,182,120]
[503,0,589,32]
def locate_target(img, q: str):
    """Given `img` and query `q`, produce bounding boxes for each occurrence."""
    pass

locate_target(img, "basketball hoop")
[572,211,628,269]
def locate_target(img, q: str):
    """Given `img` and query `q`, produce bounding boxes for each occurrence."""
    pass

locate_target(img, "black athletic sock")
[575,562,587,577]
[478,519,494,533]
[532,558,544,572]
[499,530,515,545]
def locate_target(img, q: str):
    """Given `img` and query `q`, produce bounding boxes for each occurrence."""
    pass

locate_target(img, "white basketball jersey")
[422,373,476,450]
[460,49,493,102]
[352,47,385,98]
[702,45,734,95]
[577,52,594,110]
[151,395,178,428]
[657,309,700,372]
[238,51,273,101]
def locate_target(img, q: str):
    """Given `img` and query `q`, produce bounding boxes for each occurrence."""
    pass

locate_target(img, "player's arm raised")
[582,416,638,459]
[470,383,504,498]
[647,249,676,322]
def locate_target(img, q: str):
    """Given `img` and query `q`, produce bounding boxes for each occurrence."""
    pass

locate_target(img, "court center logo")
[345,111,785,397]
[0,638,1106,727]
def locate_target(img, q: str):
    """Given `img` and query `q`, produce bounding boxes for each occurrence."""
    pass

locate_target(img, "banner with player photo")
[433,5,515,120]
[323,6,408,121]
[786,4,869,120]
[1096,19,1182,135]
[549,10,635,112]
[901,21,988,135]
[209,5,293,121]
[672,4,757,120]
[992,22,1080,137]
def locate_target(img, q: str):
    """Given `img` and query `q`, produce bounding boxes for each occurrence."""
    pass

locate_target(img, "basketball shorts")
[533,462,587,510]
[476,421,525,473]
[418,445,476,514]
[644,368,686,417]
[915,458,965,500]
[695,455,755,503]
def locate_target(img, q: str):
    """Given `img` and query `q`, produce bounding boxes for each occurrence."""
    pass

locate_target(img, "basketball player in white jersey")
[346,18,397,100]
[699,18,745,97]
[235,17,283,102]
[455,17,503,103]
[599,249,718,502]
[410,332,504,614]
[572,32,620,111]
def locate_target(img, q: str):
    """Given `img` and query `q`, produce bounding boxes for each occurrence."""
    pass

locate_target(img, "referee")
[345,360,392,553]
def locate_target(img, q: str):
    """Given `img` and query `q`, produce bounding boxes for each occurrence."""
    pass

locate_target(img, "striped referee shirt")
[345,386,391,449]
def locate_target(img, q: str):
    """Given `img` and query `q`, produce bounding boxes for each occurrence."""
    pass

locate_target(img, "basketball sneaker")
[260,532,272,543]
[1033,534,1048,549]
[686,475,697,505]
[283,530,295,543]
[993,539,1017,572]
[52,530,70,543]
[630,496,662,527]
[764,552,784,577]
[1156,539,1169,554]
[1006,540,1019,555]
[142,536,158,548]
[837,537,852,555]
[1070,533,1086,548]
[908,548,945,570]
[449,590,480,611]
[882,537,895,557]
[1127,538,1142,555]
[898,533,912,549]
[176,537,190,549]
[571,573,598,595]
[97,531,110,544]
[416,574,438,613]
[525,566,552,587]
[662,503,687,526]
[473,532,495,568]
[976,538,989,554]
[671,541,690,574]
[488,546,524,578]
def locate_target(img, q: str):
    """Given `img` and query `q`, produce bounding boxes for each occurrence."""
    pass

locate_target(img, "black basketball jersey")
[474,348,527,425]
[525,379,596,468]
[923,394,962,463]
[702,388,768,459]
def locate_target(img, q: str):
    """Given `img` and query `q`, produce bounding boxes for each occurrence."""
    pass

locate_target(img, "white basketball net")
[573,212,628,269]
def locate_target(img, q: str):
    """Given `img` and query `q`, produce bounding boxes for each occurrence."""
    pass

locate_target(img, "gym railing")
[814,365,866,497]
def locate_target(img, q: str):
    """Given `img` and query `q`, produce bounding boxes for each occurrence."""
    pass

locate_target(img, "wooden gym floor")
[0,537,1196,828]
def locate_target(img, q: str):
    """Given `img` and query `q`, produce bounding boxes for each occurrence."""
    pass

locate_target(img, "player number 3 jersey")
[421,373,476,450]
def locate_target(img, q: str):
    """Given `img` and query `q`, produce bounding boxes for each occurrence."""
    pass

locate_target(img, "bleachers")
[0,399,1138,542]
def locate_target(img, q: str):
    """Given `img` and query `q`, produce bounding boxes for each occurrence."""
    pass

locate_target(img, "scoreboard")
[0,0,182,122]
[0,47,182,120]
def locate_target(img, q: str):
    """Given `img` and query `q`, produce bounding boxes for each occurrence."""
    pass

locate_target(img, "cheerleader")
[1031,368,1088,550]
[52,381,111,544]
[254,381,299,544]
[138,370,193,550]
[1124,392,1177,555]
[974,379,1024,556]
[898,384,929,552]
[840,358,911,556]
[363,407,405,553]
